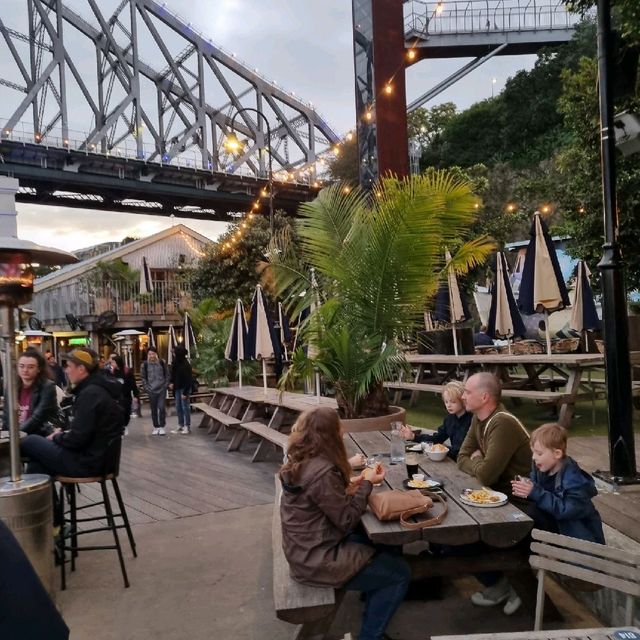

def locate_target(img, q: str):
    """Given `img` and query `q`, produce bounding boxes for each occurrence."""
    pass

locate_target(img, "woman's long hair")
[18,348,49,390]
[280,407,351,488]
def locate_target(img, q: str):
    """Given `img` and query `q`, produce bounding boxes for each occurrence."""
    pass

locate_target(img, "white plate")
[407,479,441,489]
[459,490,508,508]
[406,444,422,452]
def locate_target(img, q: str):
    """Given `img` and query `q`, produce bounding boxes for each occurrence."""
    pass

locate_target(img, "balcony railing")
[33,279,193,326]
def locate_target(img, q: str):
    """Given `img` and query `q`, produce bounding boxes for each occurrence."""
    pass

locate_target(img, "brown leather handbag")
[368,490,447,530]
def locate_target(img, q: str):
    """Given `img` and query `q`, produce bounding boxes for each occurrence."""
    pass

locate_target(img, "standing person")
[399,380,472,461]
[169,345,192,434]
[457,372,531,615]
[107,354,139,436]
[280,407,410,640]
[9,348,59,436]
[45,350,66,389]
[20,348,125,478]
[141,347,169,436]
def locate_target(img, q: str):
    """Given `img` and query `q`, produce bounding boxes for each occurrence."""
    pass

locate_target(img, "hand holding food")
[349,453,366,468]
[362,463,385,485]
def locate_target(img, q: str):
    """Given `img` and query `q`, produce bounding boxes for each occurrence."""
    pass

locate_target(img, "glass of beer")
[405,452,420,478]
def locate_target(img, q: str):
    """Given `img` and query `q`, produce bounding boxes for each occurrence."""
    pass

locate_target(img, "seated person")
[7,348,59,436]
[456,372,531,615]
[458,372,531,496]
[473,325,494,346]
[20,348,125,478]
[279,406,410,640]
[511,423,605,544]
[399,381,471,461]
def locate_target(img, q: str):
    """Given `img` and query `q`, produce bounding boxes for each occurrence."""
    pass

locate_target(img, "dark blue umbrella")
[570,261,600,349]
[225,298,248,386]
[246,284,281,391]
[518,212,571,353]
[487,251,526,349]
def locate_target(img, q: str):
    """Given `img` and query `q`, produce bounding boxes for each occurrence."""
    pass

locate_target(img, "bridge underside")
[1,141,315,221]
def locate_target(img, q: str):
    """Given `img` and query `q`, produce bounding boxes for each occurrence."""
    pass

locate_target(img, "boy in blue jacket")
[511,423,605,544]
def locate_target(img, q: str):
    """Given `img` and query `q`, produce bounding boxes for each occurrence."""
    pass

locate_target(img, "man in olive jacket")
[21,348,124,477]
[457,372,531,497]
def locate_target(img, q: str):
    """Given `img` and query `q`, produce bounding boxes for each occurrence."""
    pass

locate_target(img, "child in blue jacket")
[511,423,605,544]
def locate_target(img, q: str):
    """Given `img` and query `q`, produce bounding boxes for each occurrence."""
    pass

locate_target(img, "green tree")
[189,211,299,309]
[407,102,457,148]
[327,136,359,184]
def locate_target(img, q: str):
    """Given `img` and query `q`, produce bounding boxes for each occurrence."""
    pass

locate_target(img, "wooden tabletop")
[212,387,338,412]
[347,430,532,548]
[405,353,605,367]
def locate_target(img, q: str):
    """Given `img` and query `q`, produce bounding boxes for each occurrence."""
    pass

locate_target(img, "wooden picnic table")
[345,430,533,548]
[433,627,640,640]
[395,353,610,427]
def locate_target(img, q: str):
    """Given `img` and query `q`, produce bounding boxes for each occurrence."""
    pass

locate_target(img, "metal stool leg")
[68,484,78,571]
[111,478,137,557]
[58,484,67,591]
[100,480,129,588]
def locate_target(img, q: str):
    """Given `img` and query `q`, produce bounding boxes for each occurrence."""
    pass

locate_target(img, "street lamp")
[224,108,274,235]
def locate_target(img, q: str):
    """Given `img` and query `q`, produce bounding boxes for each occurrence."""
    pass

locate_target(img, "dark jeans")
[147,390,166,428]
[174,389,190,428]
[343,532,410,640]
[21,434,94,478]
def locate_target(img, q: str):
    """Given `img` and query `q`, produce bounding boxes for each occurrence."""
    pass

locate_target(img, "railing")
[404,0,582,36]
[33,279,193,326]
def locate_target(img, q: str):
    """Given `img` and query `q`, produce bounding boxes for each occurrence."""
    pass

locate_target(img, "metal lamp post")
[224,108,274,235]
[595,0,639,484]
[0,176,77,591]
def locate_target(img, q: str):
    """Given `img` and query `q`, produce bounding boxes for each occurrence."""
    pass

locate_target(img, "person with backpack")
[141,347,169,436]
[107,354,139,436]
[169,345,192,434]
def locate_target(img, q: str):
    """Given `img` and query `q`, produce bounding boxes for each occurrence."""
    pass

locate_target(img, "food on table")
[431,444,448,453]
[464,488,502,504]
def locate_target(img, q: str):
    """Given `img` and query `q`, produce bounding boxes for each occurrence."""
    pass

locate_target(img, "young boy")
[400,381,472,461]
[511,423,605,544]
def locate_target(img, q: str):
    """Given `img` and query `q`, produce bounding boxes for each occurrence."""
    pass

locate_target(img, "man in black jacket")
[20,348,124,477]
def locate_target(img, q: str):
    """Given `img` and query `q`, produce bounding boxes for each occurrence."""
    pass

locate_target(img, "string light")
[407,49,416,61]
[384,83,393,95]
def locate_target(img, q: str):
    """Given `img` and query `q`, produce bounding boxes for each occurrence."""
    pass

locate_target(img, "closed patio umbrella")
[167,325,177,367]
[246,284,281,392]
[570,260,601,351]
[225,298,248,387]
[433,248,469,355]
[183,311,198,360]
[140,256,153,294]
[277,301,292,361]
[518,212,570,354]
[487,252,526,353]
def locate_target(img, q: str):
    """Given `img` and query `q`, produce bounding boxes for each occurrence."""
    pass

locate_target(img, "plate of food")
[459,488,508,508]
[403,478,443,491]
[405,443,423,452]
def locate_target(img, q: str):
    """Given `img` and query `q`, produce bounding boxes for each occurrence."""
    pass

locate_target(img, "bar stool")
[55,435,137,589]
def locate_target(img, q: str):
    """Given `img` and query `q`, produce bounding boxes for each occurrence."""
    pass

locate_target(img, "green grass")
[398,393,613,438]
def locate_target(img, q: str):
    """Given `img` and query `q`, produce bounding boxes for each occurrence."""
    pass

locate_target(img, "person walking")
[107,354,139,436]
[141,347,169,436]
[169,345,192,434]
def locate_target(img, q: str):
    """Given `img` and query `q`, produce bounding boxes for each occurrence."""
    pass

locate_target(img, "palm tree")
[268,172,495,419]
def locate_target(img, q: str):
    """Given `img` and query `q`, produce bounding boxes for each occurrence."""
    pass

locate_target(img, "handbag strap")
[400,492,448,530]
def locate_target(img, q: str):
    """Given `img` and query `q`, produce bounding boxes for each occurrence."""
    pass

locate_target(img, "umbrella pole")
[452,322,459,356]
[544,310,552,355]
[315,372,321,403]
[507,337,512,354]
[239,361,243,388]
[262,359,268,393]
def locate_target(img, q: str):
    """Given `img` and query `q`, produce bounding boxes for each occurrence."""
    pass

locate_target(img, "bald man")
[457,372,531,497]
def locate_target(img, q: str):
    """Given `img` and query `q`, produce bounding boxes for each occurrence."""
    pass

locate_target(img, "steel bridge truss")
[0,0,339,181]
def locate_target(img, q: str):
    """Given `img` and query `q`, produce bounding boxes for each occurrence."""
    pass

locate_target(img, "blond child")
[400,381,471,461]
[511,423,604,544]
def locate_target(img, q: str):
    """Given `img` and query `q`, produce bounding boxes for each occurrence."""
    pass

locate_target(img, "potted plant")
[268,172,494,425]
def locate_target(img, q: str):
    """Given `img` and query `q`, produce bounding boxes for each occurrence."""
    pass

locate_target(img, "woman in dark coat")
[107,354,139,433]
[169,345,192,434]
[12,348,59,436]
[279,407,410,640]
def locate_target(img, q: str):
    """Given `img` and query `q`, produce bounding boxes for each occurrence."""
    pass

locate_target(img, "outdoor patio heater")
[0,176,77,592]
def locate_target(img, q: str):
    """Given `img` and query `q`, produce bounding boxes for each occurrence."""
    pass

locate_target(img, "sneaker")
[503,588,522,615]
[179,426,191,434]
[123,427,129,436]
[170,426,183,434]
[151,428,159,435]
[157,428,166,436]
[470,577,511,607]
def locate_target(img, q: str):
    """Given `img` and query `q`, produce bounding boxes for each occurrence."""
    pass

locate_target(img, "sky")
[6,0,539,253]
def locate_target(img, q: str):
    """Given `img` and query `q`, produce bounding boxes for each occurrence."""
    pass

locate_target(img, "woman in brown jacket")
[279,407,410,640]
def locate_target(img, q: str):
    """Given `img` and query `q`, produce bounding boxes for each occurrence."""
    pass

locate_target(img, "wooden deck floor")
[75,414,279,527]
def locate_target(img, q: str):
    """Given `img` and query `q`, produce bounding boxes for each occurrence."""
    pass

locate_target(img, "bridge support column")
[351,0,409,189]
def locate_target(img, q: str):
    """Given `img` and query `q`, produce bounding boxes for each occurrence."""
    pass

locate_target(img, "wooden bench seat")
[384,381,573,403]
[192,403,241,436]
[241,422,289,462]
[273,478,341,638]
